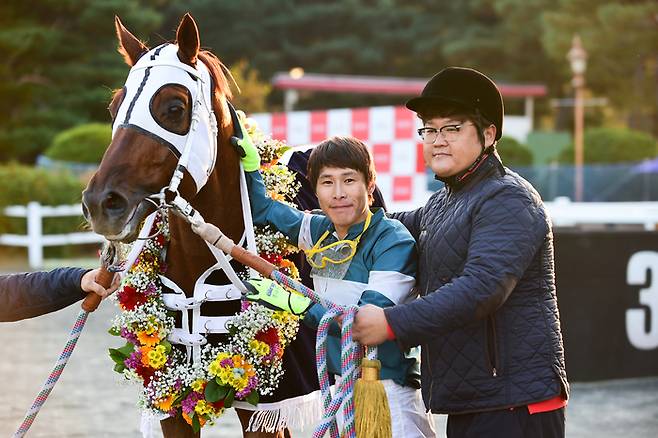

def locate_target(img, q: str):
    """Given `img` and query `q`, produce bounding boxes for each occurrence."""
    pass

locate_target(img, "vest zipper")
[487,316,499,377]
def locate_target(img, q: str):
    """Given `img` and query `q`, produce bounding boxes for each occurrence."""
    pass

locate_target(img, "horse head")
[83,14,241,244]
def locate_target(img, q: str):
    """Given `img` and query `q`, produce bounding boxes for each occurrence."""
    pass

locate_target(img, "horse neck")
[166,135,244,295]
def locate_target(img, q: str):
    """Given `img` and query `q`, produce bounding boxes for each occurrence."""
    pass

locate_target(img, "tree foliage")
[0,0,655,164]
[45,123,111,164]
[558,127,657,164]
[0,0,163,162]
[542,0,658,134]
[497,136,533,167]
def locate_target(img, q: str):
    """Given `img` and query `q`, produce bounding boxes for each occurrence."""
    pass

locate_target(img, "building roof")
[272,72,547,98]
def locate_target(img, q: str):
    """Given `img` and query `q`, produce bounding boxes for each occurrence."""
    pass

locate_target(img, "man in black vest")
[353,67,569,438]
[0,267,119,322]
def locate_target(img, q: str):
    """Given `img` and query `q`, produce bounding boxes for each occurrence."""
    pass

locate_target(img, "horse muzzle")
[82,188,152,242]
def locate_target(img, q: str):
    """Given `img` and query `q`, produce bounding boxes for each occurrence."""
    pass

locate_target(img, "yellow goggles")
[304,211,372,270]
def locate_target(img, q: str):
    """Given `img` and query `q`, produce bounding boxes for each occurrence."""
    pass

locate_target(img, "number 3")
[626,251,658,350]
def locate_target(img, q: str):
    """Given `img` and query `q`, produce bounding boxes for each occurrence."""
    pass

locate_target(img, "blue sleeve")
[0,267,88,322]
[246,169,312,245]
[385,188,549,348]
[305,222,417,334]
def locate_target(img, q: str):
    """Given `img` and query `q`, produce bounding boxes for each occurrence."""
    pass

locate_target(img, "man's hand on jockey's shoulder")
[243,277,312,316]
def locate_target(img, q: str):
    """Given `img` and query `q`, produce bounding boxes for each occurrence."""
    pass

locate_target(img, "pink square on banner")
[351,109,369,140]
[395,107,414,139]
[272,113,287,140]
[393,176,413,201]
[372,143,391,173]
[311,111,327,142]
[417,143,426,172]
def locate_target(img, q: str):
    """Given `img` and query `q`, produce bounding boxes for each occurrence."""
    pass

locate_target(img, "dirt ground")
[1,288,657,437]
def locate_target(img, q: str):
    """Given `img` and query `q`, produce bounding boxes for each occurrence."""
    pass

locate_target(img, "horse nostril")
[102,191,128,215]
[81,202,90,221]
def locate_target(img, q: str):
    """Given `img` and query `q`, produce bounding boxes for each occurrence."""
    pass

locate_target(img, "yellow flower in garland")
[141,345,168,369]
[195,400,216,417]
[208,352,231,378]
[209,353,257,392]
[191,379,206,392]
[148,345,168,369]
[249,339,270,357]
[272,310,298,325]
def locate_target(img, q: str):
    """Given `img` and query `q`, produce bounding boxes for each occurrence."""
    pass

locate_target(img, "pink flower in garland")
[124,350,142,369]
[181,391,204,416]
[120,327,139,345]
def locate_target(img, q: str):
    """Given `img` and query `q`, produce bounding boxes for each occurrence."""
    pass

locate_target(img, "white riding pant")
[335,379,436,438]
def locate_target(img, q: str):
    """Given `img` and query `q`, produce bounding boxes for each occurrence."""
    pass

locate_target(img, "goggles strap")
[304,210,373,267]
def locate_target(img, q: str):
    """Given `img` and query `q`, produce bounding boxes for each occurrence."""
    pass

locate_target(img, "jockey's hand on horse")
[235,117,260,172]
[243,277,312,316]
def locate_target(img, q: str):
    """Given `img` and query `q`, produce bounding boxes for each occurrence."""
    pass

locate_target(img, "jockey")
[0,267,119,322]
[195,133,436,437]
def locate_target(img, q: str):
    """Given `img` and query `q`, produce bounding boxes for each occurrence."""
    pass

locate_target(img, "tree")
[542,0,658,136]
[228,60,271,114]
[0,0,163,162]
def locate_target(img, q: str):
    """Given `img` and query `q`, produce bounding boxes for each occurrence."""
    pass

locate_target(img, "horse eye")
[167,102,185,117]
[150,84,191,135]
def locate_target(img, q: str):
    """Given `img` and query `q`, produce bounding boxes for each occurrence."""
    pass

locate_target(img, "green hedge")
[558,127,657,164]
[45,123,111,164]
[0,163,86,237]
[497,136,533,167]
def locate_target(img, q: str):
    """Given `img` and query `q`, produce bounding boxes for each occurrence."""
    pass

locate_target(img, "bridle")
[110,42,257,290]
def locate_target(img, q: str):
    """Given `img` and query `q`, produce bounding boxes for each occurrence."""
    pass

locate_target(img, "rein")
[13,249,116,438]
[192,218,379,438]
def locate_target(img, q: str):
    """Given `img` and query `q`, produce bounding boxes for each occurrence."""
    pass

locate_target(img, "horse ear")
[176,13,200,66]
[115,16,149,66]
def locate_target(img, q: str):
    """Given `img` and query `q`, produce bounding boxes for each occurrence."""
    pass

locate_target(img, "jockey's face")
[315,166,372,239]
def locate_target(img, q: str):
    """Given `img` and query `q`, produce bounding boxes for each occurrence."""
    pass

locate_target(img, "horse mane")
[197,50,235,136]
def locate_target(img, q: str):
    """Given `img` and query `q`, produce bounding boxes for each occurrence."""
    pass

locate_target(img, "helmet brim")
[405,96,470,113]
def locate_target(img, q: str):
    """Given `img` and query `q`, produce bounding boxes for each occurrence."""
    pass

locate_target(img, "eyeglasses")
[417,123,472,143]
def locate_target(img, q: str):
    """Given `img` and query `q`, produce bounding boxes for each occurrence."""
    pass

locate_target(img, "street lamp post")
[567,35,587,202]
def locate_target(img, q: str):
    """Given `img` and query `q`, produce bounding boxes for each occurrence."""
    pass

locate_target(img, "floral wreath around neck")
[108,112,303,432]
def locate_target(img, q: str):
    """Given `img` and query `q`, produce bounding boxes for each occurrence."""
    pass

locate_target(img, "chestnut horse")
[82,14,287,438]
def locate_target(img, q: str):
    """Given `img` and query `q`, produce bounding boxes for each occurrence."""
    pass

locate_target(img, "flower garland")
[109,113,304,432]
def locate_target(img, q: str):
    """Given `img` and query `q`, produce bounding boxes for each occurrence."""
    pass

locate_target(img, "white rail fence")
[0,202,104,269]
[1,200,658,269]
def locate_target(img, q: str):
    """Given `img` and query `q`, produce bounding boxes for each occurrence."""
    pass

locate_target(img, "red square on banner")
[351,109,369,140]
[372,143,391,173]
[417,143,426,172]
[395,107,414,139]
[311,111,327,143]
[272,113,287,140]
[393,176,413,201]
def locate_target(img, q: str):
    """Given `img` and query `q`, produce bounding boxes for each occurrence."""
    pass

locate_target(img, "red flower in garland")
[255,327,280,347]
[117,285,149,310]
[135,364,156,386]
[261,252,283,266]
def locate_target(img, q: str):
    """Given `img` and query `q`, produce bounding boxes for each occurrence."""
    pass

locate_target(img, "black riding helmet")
[406,67,504,141]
